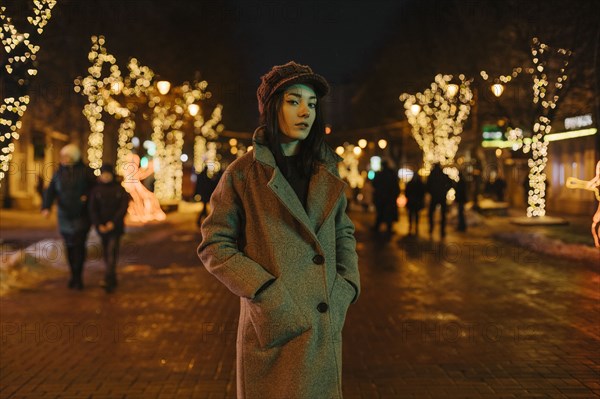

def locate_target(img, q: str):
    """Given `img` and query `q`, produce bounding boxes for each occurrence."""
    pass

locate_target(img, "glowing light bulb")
[188,103,200,116]
[446,84,459,98]
[491,83,504,97]
[157,80,171,95]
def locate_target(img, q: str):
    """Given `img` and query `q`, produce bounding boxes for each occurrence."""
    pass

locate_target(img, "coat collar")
[251,126,346,236]
[252,126,342,170]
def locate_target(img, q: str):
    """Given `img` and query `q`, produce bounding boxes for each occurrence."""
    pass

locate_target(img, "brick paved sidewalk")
[1,210,600,398]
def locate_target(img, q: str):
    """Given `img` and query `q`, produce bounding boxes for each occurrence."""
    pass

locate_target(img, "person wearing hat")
[198,61,360,398]
[88,163,131,293]
[42,143,97,290]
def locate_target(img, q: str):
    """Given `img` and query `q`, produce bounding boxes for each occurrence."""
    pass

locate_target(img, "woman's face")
[278,84,317,143]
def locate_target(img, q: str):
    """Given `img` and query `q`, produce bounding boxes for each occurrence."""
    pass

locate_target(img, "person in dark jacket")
[195,166,221,227]
[405,173,426,235]
[89,163,131,293]
[455,171,468,232]
[426,163,453,238]
[372,161,400,233]
[42,144,96,290]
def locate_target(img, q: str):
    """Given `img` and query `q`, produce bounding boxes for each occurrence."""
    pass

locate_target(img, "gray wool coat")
[198,128,360,399]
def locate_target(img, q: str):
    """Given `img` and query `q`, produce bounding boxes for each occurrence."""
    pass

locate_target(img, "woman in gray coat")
[198,61,360,398]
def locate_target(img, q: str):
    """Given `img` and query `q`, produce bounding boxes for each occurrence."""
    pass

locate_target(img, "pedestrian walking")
[372,160,400,233]
[194,166,221,227]
[197,61,360,399]
[360,179,374,212]
[405,173,426,235]
[42,143,97,290]
[426,163,452,238]
[493,175,507,202]
[455,171,468,232]
[88,164,131,293]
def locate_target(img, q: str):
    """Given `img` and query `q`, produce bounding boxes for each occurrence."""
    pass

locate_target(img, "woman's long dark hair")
[259,88,325,178]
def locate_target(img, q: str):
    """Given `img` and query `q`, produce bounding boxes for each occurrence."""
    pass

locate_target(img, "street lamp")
[111,81,123,94]
[491,83,504,98]
[446,83,459,98]
[157,80,171,95]
[410,104,421,116]
[187,103,200,116]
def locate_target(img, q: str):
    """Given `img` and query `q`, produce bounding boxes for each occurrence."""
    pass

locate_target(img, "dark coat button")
[312,254,325,265]
[317,302,328,313]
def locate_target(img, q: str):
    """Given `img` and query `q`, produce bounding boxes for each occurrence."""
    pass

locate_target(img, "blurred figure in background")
[405,173,426,236]
[42,144,96,290]
[89,164,131,293]
[195,165,221,227]
[361,179,374,212]
[455,171,468,232]
[372,160,400,234]
[426,163,452,239]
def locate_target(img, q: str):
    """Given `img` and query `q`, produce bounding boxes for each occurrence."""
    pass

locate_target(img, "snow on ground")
[0,233,105,296]
[493,230,599,266]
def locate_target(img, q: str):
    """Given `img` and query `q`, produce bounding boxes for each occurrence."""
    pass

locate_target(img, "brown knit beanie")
[256,61,330,115]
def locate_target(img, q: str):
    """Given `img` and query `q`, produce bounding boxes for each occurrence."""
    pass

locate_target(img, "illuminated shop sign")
[564,114,593,130]
[482,125,504,141]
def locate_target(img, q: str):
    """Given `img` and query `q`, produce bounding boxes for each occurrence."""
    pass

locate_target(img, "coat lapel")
[306,164,346,234]
[252,126,346,237]
[267,167,315,234]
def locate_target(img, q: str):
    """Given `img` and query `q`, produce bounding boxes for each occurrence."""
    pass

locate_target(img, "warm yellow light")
[446,84,459,98]
[229,138,238,147]
[358,139,367,148]
[378,139,387,149]
[157,80,171,95]
[111,81,123,94]
[335,146,344,156]
[325,126,332,135]
[544,128,597,142]
[187,103,200,116]
[495,148,502,157]
[410,104,421,116]
[491,83,504,97]
[353,146,362,156]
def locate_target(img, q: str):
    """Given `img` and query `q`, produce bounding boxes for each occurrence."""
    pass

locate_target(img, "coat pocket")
[329,273,356,339]
[247,278,311,349]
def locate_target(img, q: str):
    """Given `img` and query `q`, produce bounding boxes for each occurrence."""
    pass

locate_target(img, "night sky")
[3,0,599,135]
[3,0,405,132]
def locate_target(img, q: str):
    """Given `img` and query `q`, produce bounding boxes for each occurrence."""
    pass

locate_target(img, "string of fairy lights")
[75,35,223,202]
[0,0,57,184]
[399,74,473,171]
[193,105,223,177]
[335,144,365,189]
[526,38,571,217]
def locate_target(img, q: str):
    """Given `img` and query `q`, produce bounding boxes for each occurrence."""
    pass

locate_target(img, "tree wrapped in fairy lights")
[399,74,472,171]
[525,38,571,217]
[0,0,57,184]
[75,35,223,203]
[479,38,571,217]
